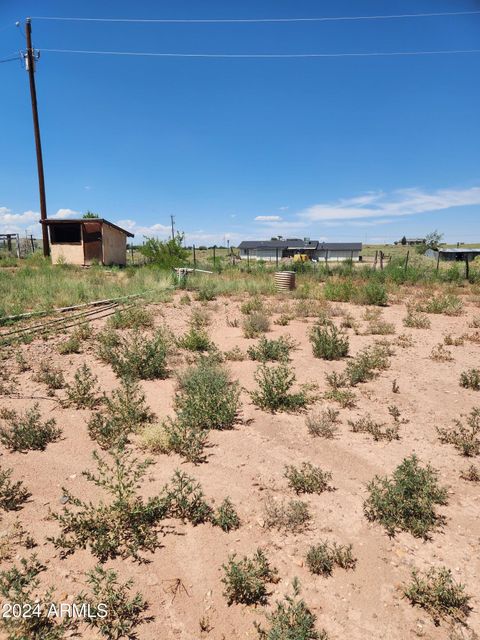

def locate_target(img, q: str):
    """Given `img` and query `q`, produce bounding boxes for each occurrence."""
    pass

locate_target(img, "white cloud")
[298,186,480,221]
[0,207,39,234]
[255,215,283,222]
[52,208,80,219]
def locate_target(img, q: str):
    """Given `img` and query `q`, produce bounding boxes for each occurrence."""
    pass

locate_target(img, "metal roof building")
[238,239,362,262]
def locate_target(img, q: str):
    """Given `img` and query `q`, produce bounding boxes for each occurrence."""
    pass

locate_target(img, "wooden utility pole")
[170,215,175,240]
[25,18,49,257]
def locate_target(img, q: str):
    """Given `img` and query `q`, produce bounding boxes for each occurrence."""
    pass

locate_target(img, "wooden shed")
[42,218,134,266]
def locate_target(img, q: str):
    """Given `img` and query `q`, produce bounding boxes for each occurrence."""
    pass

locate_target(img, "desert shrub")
[437,408,480,457]
[429,344,453,362]
[138,421,171,454]
[345,343,391,386]
[162,418,209,464]
[403,567,471,625]
[324,388,356,409]
[422,294,463,316]
[306,541,356,576]
[340,312,358,331]
[88,378,154,449]
[294,299,327,318]
[79,565,149,640]
[213,498,241,532]
[58,333,81,355]
[34,361,65,393]
[224,346,246,361]
[109,306,154,330]
[196,282,217,301]
[248,335,296,362]
[362,309,395,335]
[323,279,354,302]
[255,578,327,640]
[98,328,171,380]
[0,521,36,563]
[175,361,240,431]
[50,449,167,562]
[469,315,480,328]
[274,313,291,326]
[177,326,213,352]
[16,352,31,372]
[444,333,464,346]
[162,469,238,530]
[226,316,240,327]
[460,464,480,482]
[354,281,388,306]
[348,415,400,441]
[306,408,340,438]
[241,297,266,315]
[310,322,349,360]
[403,308,431,329]
[0,555,73,640]
[222,549,278,605]
[243,312,270,338]
[251,364,312,413]
[284,463,332,494]
[0,404,61,452]
[459,368,480,391]
[64,363,101,409]
[395,333,415,348]
[189,307,211,328]
[363,455,448,539]
[0,465,30,510]
[212,498,241,533]
[263,497,311,533]
[162,469,212,525]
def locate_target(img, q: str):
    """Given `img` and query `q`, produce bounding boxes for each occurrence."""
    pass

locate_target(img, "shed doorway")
[82,221,103,264]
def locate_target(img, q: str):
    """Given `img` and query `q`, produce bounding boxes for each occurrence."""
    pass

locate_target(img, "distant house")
[42,218,134,266]
[395,237,425,246]
[238,238,362,262]
[425,248,480,262]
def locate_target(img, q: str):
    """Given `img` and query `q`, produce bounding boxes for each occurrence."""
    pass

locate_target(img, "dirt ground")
[1,290,479,640]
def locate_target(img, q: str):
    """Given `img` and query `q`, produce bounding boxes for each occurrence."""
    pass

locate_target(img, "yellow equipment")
[293,253,310,263]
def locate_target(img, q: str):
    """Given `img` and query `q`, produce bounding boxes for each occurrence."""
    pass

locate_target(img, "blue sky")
[1,0,479,245]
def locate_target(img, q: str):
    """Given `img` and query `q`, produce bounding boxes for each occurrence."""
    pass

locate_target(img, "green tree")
[425,230,443,249]
[83,211,100,219]
[139,233,189,268]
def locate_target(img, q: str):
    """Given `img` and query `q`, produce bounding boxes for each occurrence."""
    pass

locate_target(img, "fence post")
[247,248,250,271]
[465,256,470,280]
[436,252,440,273]
[379,251,384,270]
[325,249,329,273]
[213,245,216,269]
[276,246,279,268]
[404,250,409,273]
[30,235,35,252]
[193,244,196,268]
[373,250,378,270]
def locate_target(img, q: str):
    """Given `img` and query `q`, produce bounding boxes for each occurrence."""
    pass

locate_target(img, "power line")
[0,53,20,64]
[39,47,480,59]
[29,10,480,24]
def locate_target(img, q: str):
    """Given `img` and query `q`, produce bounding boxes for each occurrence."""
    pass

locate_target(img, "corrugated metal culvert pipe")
[274,271,296,291]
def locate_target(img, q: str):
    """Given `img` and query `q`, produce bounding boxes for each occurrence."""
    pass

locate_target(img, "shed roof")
[41,218,134,238]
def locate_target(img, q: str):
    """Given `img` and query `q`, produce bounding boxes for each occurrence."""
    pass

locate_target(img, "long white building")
[238,239,362,262]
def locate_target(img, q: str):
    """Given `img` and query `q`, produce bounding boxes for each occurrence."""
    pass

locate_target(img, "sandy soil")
[1,291,479,640]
